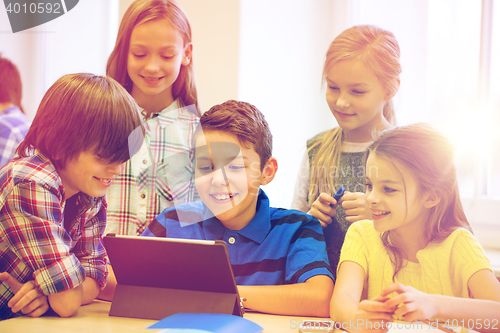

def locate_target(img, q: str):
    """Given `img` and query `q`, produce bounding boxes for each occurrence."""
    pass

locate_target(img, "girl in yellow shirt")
[331,123,500,333]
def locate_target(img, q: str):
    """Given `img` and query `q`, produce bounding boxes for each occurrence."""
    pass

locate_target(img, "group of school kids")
[2,0,500,332]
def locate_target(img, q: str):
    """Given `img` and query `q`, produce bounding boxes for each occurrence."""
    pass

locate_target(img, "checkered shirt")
[105,100,200,236]
[0,106,31,168]
[0,152,108,320]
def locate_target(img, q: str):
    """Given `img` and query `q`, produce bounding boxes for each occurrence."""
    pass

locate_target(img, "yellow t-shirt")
[339,220,492,300]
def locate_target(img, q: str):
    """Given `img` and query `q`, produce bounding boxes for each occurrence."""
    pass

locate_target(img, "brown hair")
[106,0,199,116]
[198,100,272,170]
[17,73,144,170]
[0,54,24,113]
[367,123,471,279]
[308,25,402,203]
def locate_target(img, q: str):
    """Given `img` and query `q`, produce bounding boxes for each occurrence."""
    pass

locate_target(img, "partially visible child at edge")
[0,73,144,320]
[137,100,334,317]
[290,25,401,277]
[331,124,500,333]
[105,0,200,237]
[0,55,31,168]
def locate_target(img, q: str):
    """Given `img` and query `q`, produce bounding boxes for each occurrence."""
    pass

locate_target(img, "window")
[341,0,500,250]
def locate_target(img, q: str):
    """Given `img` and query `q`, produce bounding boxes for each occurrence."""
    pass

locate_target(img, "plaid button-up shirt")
[0,106,30,168]
[0,152,108,320]
[105,100,200,236]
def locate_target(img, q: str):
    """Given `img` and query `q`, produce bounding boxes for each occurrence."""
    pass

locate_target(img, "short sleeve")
[141,209,170,238]
[286,216,334,284]
[338,221,371,274]
[141,203,206,239]
[449,228,492,285]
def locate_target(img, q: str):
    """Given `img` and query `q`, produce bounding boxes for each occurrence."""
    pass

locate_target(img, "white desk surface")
[0,300,320,333]
[0,300,478,333]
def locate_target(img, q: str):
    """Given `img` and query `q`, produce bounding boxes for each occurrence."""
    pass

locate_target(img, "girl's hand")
[381,283,437,322]
[0,271,50,317]
[353,296,393,333]
[341,191,372,223]
[307,193,338,228]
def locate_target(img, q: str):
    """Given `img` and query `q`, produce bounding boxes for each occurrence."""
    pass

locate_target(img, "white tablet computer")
[103,234,243,320]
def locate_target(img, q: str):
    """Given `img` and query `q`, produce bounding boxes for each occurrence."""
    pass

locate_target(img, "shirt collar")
[141,100,198,128]
[141,100,181,126]
[202,189,271,244]
[76,192,103,210]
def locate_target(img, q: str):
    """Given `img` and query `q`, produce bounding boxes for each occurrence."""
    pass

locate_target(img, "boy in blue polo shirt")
[142,100,334,317]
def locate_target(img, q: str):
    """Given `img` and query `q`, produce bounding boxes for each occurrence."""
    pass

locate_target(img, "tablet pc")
[103,234,243,320]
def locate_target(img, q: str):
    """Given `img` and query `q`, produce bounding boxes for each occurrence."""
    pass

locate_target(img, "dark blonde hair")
[308,25,401,203]
[367,123,471,279]
[17,73,144,169]
[0,54,24,113]
[198,100,272,170]
[106,0,199,116]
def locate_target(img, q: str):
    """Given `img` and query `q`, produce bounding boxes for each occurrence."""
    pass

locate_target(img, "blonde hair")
[106,0,200,116]
[308,25,401,203]
[368,123,471,279]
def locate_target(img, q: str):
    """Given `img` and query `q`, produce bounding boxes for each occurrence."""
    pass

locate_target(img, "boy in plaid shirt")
[0,73,143,320]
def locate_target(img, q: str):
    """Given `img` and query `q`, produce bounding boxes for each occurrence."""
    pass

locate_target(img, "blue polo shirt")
[142,190,334,285]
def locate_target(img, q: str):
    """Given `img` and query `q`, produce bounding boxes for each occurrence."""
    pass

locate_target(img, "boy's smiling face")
[58,151,125,199]
[194,130,276,230]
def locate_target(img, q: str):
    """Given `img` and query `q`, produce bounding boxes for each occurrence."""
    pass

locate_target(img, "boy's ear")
[423,190,441,209]
[260,157,278,186]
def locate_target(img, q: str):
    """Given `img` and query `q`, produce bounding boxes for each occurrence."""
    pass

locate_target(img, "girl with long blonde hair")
[291,25,401,275]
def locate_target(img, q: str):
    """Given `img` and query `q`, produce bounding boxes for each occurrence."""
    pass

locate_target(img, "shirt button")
[228,237,235,244]
[140,194,146,199]
[143,159,148,164]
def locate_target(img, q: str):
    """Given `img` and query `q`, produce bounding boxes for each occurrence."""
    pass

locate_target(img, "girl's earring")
[183,58,190,66]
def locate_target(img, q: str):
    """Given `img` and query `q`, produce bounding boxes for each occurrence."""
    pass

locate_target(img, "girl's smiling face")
[325,59,392,142]
[127,18,191,109]
[365,152,429,234]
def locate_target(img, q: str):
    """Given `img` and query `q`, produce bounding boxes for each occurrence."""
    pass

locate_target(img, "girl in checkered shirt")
[104,0,200,237]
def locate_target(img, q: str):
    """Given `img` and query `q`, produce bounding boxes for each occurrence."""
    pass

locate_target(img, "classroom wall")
[176,0,240,111]
[237,0,338,208]
[0,10,43,118]
[0,0,118,119]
